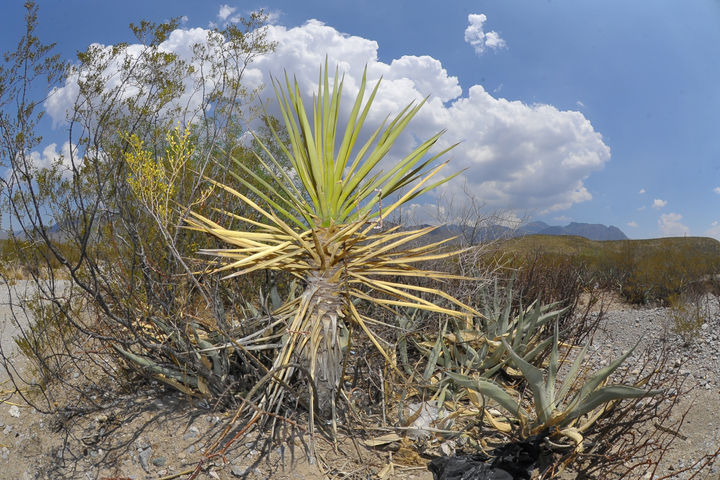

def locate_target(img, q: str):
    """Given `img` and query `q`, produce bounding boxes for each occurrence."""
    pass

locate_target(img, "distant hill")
[415,220,628,244]
[533,222,628,241]
[494,234,720,265]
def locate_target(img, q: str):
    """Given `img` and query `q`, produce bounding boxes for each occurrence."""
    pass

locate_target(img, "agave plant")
[186,64,476,428]
[449,321,663,450]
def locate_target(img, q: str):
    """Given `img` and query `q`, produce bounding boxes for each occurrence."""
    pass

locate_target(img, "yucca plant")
[186,63,476,429]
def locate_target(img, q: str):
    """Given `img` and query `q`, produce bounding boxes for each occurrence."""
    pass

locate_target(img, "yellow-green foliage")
[123,127,194,223]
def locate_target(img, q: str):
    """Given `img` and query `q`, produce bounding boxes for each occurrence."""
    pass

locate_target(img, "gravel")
[583,295,720,479]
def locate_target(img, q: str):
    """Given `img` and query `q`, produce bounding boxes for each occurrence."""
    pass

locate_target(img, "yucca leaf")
[335,67,374,181]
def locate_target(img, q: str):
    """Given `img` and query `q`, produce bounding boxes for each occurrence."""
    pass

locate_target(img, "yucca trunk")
[301,270,344,417]
[293,227,346,417]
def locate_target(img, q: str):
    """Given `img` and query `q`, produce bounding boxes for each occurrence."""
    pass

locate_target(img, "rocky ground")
[0,285,718,479]
[584,294,720,479]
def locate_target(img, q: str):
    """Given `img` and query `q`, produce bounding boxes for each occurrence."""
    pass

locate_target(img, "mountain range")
[518,221,628,241]
[417,221,628,244]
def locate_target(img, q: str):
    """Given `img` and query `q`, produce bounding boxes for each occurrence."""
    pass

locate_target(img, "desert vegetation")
[0,3,716,479]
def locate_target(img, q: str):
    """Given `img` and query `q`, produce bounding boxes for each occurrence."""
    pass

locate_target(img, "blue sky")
[2,0,720,239]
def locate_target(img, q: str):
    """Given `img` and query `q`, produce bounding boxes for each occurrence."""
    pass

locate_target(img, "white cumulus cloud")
[658,213,689,236]
[218,5,236,21]
[6,141,80,182]
[627,221,638,228]
[211,4,242,28]
[714,187,720,194]
[708,221,720,240]
[464,14,507,55]
[43,17,610,215]
[638,188,646,194]
[652,198,667,209]
[29,142,78,178]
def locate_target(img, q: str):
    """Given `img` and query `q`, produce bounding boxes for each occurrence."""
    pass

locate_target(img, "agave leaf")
[197,376,211,396]
[424,319,447,381]
[548,322,559,411]
[521,334,556,365]
[501,338,552,424]
[364,433,403,447]
[397,313,413,375]
[556,343,589,403]
[567,385,663,421]
[559,427,584,453]
[484,409,513,433]
[113,346,199,389]
[511,303,534,351]
[446,372,528,420]
[566,341,639,412]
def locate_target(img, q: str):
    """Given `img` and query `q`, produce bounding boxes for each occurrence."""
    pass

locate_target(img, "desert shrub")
[475,248,593,330]
[0,3,279,412]
[602,239,720,305]
[667,292,709,346]
[491,236,720,306]
[510,251,588,316]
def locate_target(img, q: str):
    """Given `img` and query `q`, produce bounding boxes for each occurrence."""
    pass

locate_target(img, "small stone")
[136,438,150,450]
[8,406,20,418]
[183,426,200,441]
[138,447,152,473]
[231,465,246,477]
[151,456,166,467]
[3,425,12,435]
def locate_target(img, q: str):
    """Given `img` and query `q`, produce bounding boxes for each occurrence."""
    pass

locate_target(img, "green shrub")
[667,293,708,346]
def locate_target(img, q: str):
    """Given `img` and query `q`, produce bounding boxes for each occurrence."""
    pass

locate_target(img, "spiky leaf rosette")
[186,63,476,430]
